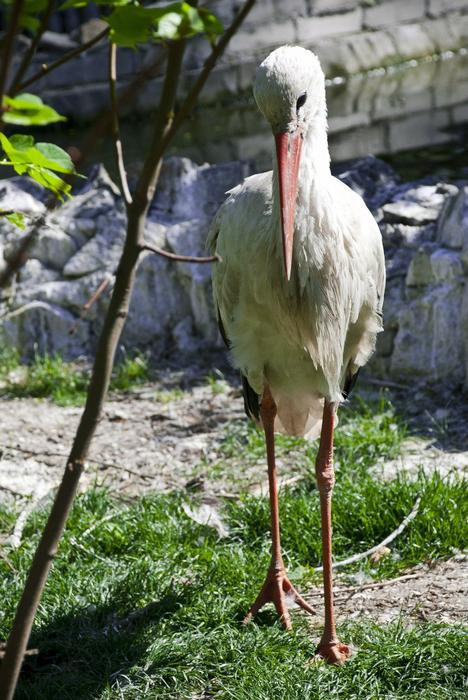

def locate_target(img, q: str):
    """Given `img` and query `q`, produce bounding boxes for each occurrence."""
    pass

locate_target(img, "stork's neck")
[298,114,332,200]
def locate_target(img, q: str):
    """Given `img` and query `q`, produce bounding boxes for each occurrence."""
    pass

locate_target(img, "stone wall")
[1,157,467,389]
[10,0,468,123]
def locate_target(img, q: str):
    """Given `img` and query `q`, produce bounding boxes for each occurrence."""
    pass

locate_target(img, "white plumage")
[208,46,385,438]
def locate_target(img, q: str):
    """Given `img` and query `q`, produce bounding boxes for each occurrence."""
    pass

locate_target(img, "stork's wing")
[207,200,260,421]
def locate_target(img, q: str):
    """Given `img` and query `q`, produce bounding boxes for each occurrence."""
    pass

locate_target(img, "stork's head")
[254,46,326,280]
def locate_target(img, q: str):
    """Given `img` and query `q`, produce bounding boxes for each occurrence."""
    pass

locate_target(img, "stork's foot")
[243,563,315,630]
[316,639,351,665]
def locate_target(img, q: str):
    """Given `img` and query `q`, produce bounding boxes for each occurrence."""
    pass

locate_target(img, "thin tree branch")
[0,212,46,289]
[76,50,165,172]
[0,0,25,114]
[8,0,55,96]
[108,42,132,206]
[140,242,219,264]
[313,496,421,573]
[12,27,110,96]
[68,276,111,336]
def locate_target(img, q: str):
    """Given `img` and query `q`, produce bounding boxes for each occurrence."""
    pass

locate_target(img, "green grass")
[0,348,150,405]
[0,431,466,700]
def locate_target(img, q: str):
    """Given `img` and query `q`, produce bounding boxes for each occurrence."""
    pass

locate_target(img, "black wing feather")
[342,366,360,399]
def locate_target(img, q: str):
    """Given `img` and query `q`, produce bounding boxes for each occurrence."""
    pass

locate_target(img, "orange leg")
[315,401,350,664]
[243,386,315,630]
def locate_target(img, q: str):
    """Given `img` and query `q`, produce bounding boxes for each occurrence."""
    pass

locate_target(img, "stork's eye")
[296,92,307,111]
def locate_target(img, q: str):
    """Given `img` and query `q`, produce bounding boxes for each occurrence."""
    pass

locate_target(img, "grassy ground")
[0,349,150,405]
[0,395,466,699]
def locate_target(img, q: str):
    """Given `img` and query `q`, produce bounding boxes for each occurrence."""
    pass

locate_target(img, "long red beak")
[275,131,302,281]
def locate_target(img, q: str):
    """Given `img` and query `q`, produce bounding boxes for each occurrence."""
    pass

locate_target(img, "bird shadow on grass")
[15,587,192,700]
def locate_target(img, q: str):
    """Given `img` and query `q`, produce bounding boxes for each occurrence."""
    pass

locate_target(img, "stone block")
[272,0,308,19]
[312,0,360,14]
[20,226,78,271]
[228,19,296,55]
[399,56,438,93]
[436,188,466,248]
[391,282,465,381]
[428,0,468,18]
[383,201,440,226]
[328,111,370,133]
[343,30,397,73]
[62,218,126,278]
[373,88,432,121]
[329,123,386,161]
[390,23,436,60]
[423,16,463,51]
[243,0,276,27]
[297,7,363,43]
[435,79,468,108]
[406,245,436,286]
[388,110,451,152]
[363,0,426,29]
[43,83,109,121]
[453,102,468,122]
[4,301,91,359]
[430,249,464,281]
[313,38,362,75]
[452,12,468,44]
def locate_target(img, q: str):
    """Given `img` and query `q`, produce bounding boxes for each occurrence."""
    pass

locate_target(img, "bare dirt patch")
[305,556,467,626]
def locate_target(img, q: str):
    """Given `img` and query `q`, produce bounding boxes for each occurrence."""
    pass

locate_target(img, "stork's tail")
[273,393,338,440]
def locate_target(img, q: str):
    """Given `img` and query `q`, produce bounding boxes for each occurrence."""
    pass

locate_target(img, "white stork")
[208,46,385,664]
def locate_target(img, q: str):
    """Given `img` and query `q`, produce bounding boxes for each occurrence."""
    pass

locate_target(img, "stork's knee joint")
[260,390,277,423]
[315,452,335,495]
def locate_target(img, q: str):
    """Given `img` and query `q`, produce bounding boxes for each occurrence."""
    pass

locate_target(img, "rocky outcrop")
[1,156,467,388]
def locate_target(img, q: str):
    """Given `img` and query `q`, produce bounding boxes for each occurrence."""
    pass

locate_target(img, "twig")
[80,506,133,539]
[0,550,17,572]
[365,378,409,391]
[8,0,55,95]
[0,646,38,659]
[68,276,111,336]
[13,27,109,95]
[0,443,154,480]
[306,572,422,600]
[140,242,219,264]
[108,42,132,206]
[0,0,25,121]
[0,484,26,498]
[75,51,165,172]
[0,211,46,290]
[68,536,113,565]
[5,488,53,549]
[313,496,421,573]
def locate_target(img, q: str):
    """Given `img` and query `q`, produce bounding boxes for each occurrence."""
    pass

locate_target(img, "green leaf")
[35,143,75,174]
[1,0,50,32]
[1,211,26,229]
[107,5,157,48]
[60,0,132,8]
[199,8,223,44]
[3,94,66,126]
[0,133,74,200]
[107,3,223,47]
[9,134,34,150]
